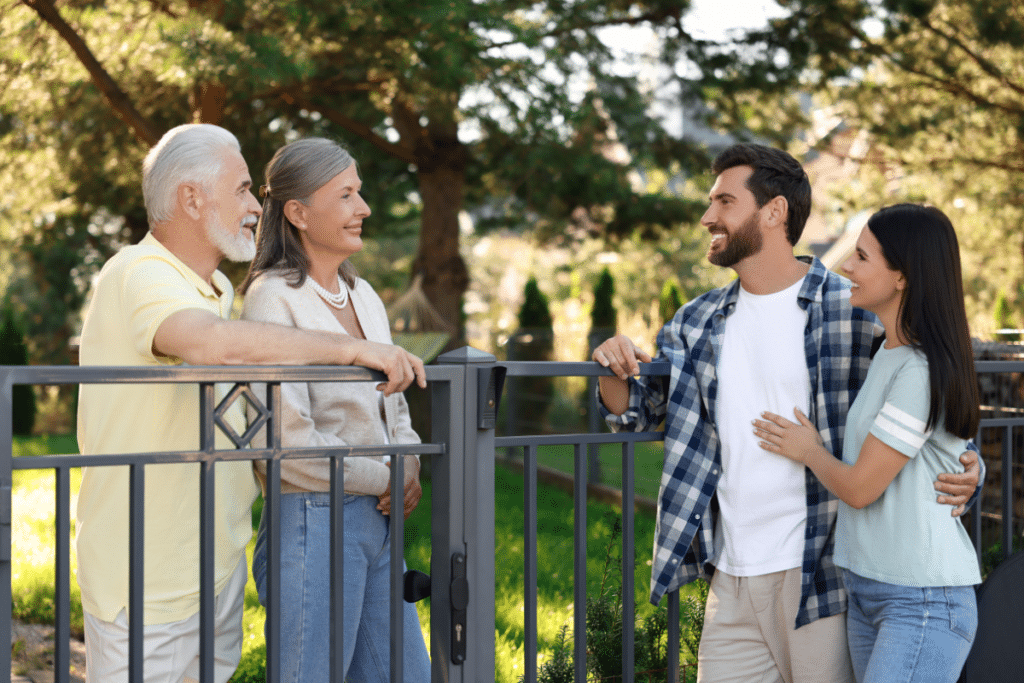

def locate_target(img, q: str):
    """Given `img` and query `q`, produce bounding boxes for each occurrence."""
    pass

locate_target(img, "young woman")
[753,203,981,683]
[239,137,430,683]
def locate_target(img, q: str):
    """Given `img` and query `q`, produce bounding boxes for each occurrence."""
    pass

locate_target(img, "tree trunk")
[412,132,470,348]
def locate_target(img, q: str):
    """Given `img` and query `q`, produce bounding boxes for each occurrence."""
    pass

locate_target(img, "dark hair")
[867,203,979,438]
[711,144,811,245]
[240,137,358,294]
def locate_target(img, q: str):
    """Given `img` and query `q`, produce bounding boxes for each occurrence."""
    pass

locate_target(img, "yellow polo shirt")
[76,232,259,625]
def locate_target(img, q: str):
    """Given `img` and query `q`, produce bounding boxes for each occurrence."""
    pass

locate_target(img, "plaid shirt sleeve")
[600,288,731,605]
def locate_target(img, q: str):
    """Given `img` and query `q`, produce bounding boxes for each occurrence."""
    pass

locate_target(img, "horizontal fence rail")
[1,355,1022,683]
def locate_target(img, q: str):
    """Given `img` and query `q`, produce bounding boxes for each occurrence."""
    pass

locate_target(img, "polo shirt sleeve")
[868,358,933,458]
[121,255,209,364]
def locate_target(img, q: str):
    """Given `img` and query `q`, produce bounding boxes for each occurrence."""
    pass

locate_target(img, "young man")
[76,123,426,683]
[593,143,980,683]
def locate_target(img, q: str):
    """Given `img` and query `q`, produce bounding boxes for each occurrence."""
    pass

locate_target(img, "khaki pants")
[697,567,855,683]
[83,558,247,683]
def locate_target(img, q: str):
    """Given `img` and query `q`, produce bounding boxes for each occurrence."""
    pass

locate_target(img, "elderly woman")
[240,137,430,682]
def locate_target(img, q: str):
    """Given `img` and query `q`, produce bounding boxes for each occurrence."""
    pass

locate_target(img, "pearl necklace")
[308,274,349,309]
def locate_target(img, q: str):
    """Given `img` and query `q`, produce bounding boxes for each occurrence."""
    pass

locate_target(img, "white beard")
[206,209,256,262]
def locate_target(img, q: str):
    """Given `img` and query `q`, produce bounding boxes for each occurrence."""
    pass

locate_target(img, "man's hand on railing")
[378,455,423,520]
[593,334,652,417]
[350,340,427,396]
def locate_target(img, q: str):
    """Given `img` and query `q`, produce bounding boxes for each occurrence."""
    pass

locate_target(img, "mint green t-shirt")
[834,344,981,587]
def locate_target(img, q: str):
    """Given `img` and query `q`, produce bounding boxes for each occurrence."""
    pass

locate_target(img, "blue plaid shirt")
[603,257,883,627]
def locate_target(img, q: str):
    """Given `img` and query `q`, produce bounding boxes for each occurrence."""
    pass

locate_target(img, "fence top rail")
[0,364,461,386]
[499,360,671,377]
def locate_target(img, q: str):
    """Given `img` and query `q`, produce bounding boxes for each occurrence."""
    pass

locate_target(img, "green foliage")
[994,291,1020,341]
[524,624,574,683]
[680,579,709,663]
[590,268,616,330]
[703,0,1024,336]
[980,536,1024,579]
[659,279,684,325]
[0,304,36,435]
[586,516,670,681]
[2,0,721,354]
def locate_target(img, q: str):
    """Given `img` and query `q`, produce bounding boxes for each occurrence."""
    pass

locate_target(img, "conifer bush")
[0,304,36,435]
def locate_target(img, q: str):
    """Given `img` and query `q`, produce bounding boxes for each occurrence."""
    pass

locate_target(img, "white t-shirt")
[712,278,811,576]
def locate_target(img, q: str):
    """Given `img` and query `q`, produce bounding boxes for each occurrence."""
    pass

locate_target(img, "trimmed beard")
[206,209,256,263]
[707,211,763,268]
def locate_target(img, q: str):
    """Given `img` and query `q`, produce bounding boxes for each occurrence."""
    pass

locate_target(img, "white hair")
[142,124,241,225]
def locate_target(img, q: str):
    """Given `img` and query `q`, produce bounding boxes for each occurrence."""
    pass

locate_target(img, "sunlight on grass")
[11,435,84,630]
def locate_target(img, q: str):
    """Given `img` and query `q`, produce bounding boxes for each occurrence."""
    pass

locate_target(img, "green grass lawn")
[10,435,698,682]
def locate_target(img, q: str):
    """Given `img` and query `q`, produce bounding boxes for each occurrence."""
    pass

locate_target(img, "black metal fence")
[1,353,1022,683]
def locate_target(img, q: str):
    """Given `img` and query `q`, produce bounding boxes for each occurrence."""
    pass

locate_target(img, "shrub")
[0,304,37,435]
[508,278,555,433]
[994,290,1020,341]
[590,268,617,331]
[659,279,684,325]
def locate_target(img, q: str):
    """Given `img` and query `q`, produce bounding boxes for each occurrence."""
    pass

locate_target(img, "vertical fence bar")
[429,371,456,683]
[573,442,587,683]
[972,425,983,559]
[329,455,345,682]
[198,383,216,683]
[523,443,538,683]
[621,441,635,683]
[128,462,145,683]
[0,371,14,680]
[265,382,283,683]
[667,590,680,683]
[1003,425,1013,561]
[390,453,405,682]
[55,466,71,683]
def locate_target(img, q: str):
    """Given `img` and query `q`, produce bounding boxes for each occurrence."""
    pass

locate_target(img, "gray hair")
[142,124,241,225]
[240,138,358,294]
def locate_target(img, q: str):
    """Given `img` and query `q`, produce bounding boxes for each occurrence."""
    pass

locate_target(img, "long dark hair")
[240,137,358,294]
[867,203,979,438]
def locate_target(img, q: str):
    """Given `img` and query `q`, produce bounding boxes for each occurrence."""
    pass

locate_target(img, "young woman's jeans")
[843,570,977,683]
[253,492,431,683]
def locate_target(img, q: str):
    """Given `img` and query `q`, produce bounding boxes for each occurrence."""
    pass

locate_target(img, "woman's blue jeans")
[844,570,977,683]
[253,492,431,683]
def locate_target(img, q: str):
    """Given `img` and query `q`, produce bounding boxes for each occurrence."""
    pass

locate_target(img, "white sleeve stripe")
[881,402,929,434]
[874,413,928,450]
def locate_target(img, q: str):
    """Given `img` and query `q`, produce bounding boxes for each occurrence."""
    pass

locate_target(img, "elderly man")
[594,143,981,683]
[75,123,425,683]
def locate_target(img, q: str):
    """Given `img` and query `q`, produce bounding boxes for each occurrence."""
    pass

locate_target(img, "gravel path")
[10,619,86,683]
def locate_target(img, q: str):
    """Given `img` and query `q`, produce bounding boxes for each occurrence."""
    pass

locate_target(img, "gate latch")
[450,553,469,664]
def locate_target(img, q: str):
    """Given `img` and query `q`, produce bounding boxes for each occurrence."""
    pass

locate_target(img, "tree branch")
[284,93,418,166]
[24,0,160,145]
[485,5,687,48]
[919,15,1024,99]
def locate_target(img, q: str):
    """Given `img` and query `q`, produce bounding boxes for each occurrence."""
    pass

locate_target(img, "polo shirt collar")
[140,232,233,300]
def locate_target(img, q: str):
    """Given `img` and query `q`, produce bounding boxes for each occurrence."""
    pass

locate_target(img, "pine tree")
[659,279,684,325]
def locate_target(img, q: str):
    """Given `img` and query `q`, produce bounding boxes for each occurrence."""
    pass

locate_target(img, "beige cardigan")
[241,269,421,496]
